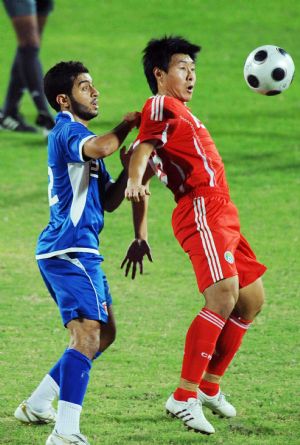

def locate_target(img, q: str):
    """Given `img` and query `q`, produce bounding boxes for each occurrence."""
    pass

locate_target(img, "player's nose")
[91,86,99,97]
[187,70,194,81]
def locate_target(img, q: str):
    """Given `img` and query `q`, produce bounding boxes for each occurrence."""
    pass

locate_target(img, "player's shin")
[200,315,252,394]
[55,349,92,435]
[174,308,225,401]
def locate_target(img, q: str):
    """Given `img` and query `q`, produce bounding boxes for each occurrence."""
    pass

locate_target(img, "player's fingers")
[132,262,137,280]
[139,261,143,275]
[125,260,132,277]
[120,257,128,269]
[146,250,153,262]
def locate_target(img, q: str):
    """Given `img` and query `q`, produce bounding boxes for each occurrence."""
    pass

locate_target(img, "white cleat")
[197,389,237,418]
[46,430,91,445]
[14,400,56,424]
[165,394,215,434]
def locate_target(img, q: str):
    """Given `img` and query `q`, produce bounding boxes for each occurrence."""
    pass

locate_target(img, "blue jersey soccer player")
[14,61,140,445]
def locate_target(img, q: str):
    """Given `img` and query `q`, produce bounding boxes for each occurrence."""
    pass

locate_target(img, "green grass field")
[0,1,299,444]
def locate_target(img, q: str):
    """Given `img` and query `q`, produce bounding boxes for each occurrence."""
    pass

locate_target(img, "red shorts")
[172,192,267,293]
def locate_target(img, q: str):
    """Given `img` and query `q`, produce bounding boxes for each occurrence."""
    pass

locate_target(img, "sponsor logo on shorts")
[224,251,234,264]
[102,302,108,315]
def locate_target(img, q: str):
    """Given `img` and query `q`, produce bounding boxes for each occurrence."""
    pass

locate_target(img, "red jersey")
[134,95,230,201]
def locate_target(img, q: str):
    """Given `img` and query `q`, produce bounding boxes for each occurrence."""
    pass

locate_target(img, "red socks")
[199,379,220,396]
[173,387,197,401]
[174,308,225,401]
[204,315,252,378]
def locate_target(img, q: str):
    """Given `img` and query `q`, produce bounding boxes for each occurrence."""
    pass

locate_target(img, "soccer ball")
[243,45,295,95]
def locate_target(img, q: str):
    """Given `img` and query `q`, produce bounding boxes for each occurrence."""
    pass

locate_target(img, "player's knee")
[235,278,265,319]
[204,277,239,319]
[68,320,101,359]
[217,294,237,319]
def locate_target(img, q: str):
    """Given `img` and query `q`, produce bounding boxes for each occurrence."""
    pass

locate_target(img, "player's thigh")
[172,195,241,294]
[11,16,40,46]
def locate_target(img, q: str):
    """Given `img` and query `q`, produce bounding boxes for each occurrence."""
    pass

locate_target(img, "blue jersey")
[36,111,112,259]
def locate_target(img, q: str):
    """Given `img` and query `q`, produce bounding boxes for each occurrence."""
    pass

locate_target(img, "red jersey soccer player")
[123,36,267,434]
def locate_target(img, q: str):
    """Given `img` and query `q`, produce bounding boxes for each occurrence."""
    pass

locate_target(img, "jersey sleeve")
[136,96,175,147]
[62,122,96,163]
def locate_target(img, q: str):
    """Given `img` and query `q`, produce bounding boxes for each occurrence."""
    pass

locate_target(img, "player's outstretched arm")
[121,194,152,279]
[125,141,154,202]
[83,112,140,160]
[121,164,154,278]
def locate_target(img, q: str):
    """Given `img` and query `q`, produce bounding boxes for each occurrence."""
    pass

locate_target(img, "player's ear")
[56,94,70,110]
[153,67,164,82]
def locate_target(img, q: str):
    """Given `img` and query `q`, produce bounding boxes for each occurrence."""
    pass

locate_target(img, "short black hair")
[143,35,201,94]
[44,61,89,111]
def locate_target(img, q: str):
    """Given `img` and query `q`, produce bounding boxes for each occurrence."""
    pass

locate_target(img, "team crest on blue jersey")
[224,251,234,264]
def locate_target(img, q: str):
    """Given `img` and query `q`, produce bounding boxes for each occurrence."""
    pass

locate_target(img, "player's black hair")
[44,61,89,111]
[143,35,201,94]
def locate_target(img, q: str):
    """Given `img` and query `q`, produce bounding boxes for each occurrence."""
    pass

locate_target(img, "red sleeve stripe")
[150,95,165,121]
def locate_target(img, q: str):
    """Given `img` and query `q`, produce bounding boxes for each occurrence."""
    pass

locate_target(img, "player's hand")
[121,239,153,279]
[119,145,133,170]
[125,179,150,202]
[123,111,141,129]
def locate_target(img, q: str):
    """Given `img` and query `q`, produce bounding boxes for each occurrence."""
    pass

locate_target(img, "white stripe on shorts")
[57,254,101,320]
[193,197,224,283]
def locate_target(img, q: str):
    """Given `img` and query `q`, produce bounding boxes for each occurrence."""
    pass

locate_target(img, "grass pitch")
[0,1,299,444]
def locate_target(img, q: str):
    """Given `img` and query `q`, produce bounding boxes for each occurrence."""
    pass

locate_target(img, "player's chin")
[182,91,193,102]
[88,109,99,119]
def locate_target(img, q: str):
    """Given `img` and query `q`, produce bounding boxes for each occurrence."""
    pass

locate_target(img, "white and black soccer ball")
[243,45,295,95]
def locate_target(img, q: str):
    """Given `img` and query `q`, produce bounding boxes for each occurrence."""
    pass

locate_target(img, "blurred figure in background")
[0,0,55,134]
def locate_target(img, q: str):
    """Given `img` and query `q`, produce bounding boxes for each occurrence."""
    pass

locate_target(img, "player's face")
[69,73,99,121]
[157,54,196,102]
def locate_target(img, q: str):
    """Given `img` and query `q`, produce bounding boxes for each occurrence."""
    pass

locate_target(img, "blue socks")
[49,349,92,406]
[49,349,102,388]
[60,349,92,406]
[49,357,62,386]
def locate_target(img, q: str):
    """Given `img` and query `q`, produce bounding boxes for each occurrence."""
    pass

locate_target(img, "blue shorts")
[38,253,112,326]
[3,0,54,17]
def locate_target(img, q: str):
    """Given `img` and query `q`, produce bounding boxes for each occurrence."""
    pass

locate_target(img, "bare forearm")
[83,120,134,160]
[132,197,149,240]
[104,169,128,212]
[128,143,154,184]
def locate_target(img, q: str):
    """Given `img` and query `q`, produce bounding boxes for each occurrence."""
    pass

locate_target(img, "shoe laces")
[187,398,202,412]
[218,392,229,405]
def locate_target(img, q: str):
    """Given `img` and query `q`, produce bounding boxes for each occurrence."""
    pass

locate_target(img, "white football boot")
[165,394,215,434]
[14,399,56,424]
[197,389,237,418]
[46,430,90,445]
